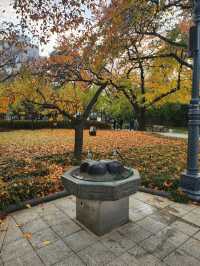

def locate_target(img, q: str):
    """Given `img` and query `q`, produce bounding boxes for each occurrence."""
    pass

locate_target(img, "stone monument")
[61,160,140,235]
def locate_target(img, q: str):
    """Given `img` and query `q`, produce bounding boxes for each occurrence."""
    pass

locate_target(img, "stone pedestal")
[76,197,129,236]
[61,161,140,236]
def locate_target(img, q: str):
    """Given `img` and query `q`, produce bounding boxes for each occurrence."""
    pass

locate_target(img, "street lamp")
[180,0,200,201]
[149,0,200,201]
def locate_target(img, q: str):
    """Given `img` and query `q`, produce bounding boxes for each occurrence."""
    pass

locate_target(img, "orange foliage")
[0,97,9,113]
[179,20,191,34]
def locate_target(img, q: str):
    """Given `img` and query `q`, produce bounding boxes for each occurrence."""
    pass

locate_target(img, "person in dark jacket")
[113,119,117,130]
[119,119,123,130]
[129,119,134,131]
[134,119,139,130]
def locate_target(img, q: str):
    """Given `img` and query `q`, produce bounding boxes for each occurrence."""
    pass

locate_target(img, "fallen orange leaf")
[16,223,23,228]
[23,232,32,240]
[43,240,51,246]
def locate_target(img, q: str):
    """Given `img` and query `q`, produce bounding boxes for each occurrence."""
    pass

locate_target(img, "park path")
[159,132,188,139]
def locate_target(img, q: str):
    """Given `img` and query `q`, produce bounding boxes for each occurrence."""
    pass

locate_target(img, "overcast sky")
[0,0,57,56]
[0,0,17,21]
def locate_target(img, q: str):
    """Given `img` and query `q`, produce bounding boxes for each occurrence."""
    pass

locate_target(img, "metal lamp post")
[180,0,200,201]
[149,0,200,201]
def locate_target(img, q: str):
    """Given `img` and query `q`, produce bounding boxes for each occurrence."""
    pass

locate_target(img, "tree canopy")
[0,0,193,157]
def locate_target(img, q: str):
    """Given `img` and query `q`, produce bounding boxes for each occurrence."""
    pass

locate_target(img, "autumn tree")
[0,96,9,116]
[3,34,111,161]
[91,0,192,129]
[6,0,111,161]
[108,42,190,129]
[0,22,33,82]
[12,0,193,132]
[13,0,107,43]
[0,23,22,117]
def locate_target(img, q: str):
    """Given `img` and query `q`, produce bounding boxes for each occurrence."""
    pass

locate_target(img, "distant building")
[0,35,39,81]
[0,36,40,119]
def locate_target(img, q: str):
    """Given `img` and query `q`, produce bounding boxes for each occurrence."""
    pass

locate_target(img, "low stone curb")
[139,187,170,198]
[0,190,70,215]
[0,187,170,215]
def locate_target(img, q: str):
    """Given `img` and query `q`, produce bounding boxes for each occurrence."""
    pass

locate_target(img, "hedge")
[146,104,188,127]
[85,120,111,129]
[0,120,111,130]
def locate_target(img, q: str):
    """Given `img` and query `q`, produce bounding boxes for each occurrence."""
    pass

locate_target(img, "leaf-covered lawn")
[0,129,189,209]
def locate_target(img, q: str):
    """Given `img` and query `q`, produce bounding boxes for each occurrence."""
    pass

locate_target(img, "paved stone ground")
[0,192,200,266]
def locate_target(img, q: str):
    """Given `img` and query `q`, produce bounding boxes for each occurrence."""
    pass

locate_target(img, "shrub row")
[85,120,111,129]
[0,120,111,130]
[146,104,188,127]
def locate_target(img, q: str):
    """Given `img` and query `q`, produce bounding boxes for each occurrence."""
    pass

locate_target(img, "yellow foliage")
[145,58,192,106]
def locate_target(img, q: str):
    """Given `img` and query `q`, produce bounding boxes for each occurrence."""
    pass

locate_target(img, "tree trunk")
[73,83,107,162]
[74,122,84,163]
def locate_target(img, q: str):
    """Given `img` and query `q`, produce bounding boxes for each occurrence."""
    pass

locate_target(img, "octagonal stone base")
[61,165,140,235]
[61,167,140,201]
[76,197,129,236]
[181,171,200,201]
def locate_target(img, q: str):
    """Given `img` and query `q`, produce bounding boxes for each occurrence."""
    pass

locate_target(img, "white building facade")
[0,36,39,80]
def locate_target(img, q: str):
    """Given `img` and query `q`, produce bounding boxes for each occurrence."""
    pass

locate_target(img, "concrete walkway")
[0,192,200,266]
[158,132,188,139]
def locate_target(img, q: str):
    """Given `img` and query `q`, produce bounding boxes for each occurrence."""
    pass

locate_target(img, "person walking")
[113,119,117,130]
[129,118,134,131]
[119,119,123,130]
[134,119,139,130]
